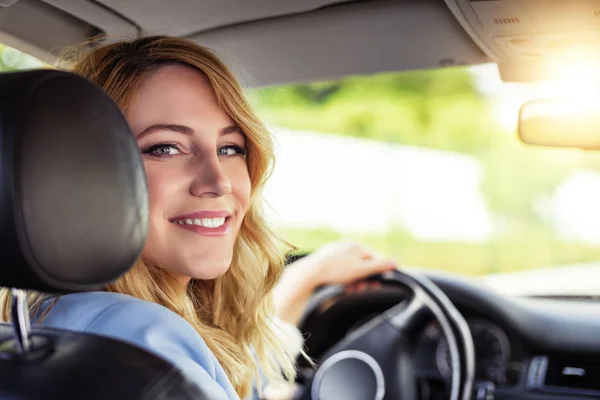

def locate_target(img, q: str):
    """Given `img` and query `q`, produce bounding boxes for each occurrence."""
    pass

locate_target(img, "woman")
[0,36,395,399]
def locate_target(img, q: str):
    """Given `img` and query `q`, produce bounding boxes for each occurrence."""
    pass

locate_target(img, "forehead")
[126,64,233,132]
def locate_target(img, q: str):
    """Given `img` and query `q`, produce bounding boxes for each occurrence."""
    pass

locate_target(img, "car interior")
[0,69,212,399]
[1,1,600,400]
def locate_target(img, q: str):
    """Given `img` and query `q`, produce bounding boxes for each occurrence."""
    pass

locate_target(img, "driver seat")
[0,70,211,400]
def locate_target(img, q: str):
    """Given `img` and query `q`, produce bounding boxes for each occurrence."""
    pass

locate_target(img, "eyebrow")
[136,123,241,138]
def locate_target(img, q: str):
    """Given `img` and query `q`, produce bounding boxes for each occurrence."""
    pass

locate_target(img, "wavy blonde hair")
[0,36,295,398]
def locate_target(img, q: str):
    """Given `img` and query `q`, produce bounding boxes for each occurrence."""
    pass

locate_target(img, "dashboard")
[415,318,518,384]
[298,270,600,400]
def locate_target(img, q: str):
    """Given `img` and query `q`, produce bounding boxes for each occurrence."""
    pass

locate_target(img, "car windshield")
[248,63,600,298]
[3,43,598,298]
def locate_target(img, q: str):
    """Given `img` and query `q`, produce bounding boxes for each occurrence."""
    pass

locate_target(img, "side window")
[0,43,46,72]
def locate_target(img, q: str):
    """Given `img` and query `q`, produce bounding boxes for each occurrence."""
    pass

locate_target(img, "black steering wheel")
[296,270,475,400]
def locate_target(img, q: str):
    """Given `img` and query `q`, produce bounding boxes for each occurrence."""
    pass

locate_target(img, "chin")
[188,258,232,280]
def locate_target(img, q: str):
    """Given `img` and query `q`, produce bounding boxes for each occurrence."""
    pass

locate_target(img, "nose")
[189,154,232,198]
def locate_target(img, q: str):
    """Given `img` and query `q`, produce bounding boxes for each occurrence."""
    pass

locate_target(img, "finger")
[341,259,396,284]
[360,258,397,274]
[345,282,359,293]
[346,281,367,293]
[345,280,378,294]
[344,241,370,257]
[360,246,384,261]
[368,281,382,290]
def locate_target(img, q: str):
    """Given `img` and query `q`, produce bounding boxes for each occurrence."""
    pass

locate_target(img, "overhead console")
[444,0,600,81]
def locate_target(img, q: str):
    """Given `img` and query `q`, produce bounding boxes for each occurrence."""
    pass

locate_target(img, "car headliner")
[0,0,488,86]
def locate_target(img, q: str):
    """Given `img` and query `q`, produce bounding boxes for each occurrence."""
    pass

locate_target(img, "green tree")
[0,44,45,72]
[249,65,586,240]
[0,44,22,72]
[250,67,506,154]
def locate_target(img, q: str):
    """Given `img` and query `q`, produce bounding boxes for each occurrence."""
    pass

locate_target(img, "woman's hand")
[301,240,397,287]
[273,240,396,326]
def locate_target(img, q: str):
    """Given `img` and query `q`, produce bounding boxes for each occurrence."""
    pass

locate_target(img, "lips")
[170,210,231,220]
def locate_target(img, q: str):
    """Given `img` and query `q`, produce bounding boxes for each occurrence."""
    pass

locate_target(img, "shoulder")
[41,292,237,399]
[42,291,190,334]
[43,291,205,353]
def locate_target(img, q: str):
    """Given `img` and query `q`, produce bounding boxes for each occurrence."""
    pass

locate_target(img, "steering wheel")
[296,270,475,400]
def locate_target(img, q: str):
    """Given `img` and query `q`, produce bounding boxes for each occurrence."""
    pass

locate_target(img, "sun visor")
[444,0,600,82]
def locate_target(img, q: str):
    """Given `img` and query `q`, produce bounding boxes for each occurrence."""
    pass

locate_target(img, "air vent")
[526,356,547,388]
[493,17,520,25]
[527,355,600,396]
[545,356,600,391]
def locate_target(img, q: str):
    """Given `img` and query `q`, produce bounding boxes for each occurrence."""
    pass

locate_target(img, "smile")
[172,217,226,228]
[169,210,232,236]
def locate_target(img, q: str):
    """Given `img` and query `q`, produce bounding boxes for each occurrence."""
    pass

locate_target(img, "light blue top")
[37,291,240,400]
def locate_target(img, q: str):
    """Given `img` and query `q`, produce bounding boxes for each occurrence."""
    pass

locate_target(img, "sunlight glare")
[551,59,600,106]
[471,57,600,131]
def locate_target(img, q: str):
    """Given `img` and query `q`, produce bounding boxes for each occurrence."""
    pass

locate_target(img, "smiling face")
[127,64,251,285]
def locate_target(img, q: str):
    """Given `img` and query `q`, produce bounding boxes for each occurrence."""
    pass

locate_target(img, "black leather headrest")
[0,70,148,293]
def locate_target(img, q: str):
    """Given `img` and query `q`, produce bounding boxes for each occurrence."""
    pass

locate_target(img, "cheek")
[140,166,171,262]
[227,162,252,213]
[144,164,177,219]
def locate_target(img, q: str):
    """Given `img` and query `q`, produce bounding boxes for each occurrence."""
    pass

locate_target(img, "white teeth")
[174,217,226,228]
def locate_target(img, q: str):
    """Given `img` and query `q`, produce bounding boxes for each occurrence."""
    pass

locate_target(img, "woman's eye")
[218,145,246,157]
[142,144,181,157]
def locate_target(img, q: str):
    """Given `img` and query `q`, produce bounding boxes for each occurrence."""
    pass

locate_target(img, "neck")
[176,275,192,289]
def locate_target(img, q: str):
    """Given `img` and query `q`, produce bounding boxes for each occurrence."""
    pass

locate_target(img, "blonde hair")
[0,36,295,398]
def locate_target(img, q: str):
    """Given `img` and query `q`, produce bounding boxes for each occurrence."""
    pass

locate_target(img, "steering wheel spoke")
[300,270,475,400]
[384,289,430,333]
[310,311,417,400]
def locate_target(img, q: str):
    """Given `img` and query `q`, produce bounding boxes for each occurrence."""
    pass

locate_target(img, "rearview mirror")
[518,99,600,150]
